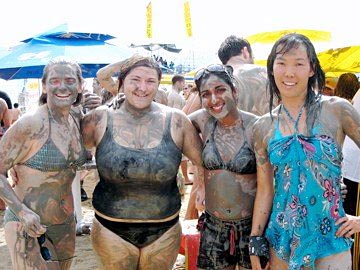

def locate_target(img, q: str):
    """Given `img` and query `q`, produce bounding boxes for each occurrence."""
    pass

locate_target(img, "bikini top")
[22,108,87,172]
[202,118,257,174]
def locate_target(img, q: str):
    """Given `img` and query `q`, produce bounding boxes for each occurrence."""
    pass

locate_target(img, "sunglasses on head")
[38,234,52,261]
[194,64,234,84]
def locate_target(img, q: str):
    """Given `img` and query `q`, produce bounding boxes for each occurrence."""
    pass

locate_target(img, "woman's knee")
[139,222,181,269]
[315,250,352,270]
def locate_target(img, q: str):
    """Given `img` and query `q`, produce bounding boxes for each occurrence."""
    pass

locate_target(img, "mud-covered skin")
[190,73,259,221]
[0,62,84,270]
[83,60,202,270]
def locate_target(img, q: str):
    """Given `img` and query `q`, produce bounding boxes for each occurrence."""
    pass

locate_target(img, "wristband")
[249,235,270,258]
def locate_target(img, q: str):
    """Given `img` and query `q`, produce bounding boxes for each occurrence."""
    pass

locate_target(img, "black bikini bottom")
[95,214,179,248]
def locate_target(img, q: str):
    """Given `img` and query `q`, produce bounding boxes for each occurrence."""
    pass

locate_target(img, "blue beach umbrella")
[0,24,133,80]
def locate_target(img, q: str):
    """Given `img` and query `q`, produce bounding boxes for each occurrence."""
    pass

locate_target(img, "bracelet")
[248,235,270,258]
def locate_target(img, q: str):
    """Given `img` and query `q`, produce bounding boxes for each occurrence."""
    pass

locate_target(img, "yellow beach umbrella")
[254,59,267,66]
[318,45,360,75]
[246,29,331,44]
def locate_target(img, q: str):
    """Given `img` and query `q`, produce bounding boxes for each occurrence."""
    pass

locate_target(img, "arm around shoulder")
[81,106,108,149]
[173,109,202,167]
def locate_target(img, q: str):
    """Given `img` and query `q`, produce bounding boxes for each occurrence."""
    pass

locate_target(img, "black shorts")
[197,212,252,269]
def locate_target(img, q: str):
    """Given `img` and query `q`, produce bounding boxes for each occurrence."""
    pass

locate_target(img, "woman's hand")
[108,93,126,109]
[335,214,360,237]
[18,205,46,238]
[250,255,270,270]
[83,91,102,110]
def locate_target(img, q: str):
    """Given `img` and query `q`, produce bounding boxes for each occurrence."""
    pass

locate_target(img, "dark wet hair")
[171,74,185,85]
[218,35,253,65]
[194,64,238,98]
[267,33,325,113]
[39,58,84,106]
[117,54,162,93]
[334,73,359,101]
[0,90,12,109]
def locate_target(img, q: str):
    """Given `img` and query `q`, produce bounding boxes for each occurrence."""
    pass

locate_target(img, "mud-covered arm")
[81,106,108,149]
[338,99,360,147]
[96,61,123,96]
[250,118,274,269]
[180,112,203,167]
[0,118,46,237]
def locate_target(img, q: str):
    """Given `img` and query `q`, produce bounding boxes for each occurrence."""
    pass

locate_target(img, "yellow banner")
[146,2,152,38]
[184,1,192,37]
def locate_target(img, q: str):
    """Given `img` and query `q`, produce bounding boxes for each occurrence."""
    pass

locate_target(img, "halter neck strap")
[281,104,305,132]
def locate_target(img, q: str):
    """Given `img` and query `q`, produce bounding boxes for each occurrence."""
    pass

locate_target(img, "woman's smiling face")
[199,74,237,119]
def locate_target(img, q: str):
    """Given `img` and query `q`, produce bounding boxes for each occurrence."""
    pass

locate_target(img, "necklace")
[281,104,305,132]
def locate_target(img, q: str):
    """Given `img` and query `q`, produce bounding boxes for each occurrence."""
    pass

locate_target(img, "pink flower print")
[290,195,299,210]
[323,179,336,202]
[330,194,340,219]
[298,137,316,157]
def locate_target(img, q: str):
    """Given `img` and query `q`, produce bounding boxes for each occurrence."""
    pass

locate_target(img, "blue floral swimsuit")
[266,104,352,270]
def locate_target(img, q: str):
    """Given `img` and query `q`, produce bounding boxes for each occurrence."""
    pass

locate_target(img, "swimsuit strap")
[282,104,305,133]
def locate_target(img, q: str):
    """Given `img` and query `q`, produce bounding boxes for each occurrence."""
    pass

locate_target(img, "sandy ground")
[0,170,193,270]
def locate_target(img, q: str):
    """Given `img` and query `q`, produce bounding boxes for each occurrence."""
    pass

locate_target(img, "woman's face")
[45,64,81,108]
[273,45,314,101]
[122,66,159,109]
[199,74,237,119]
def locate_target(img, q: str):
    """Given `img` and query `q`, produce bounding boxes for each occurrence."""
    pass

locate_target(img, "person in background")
[323,77,338,96]
[85,54,202,269]
[218,35,270,116]
[189,64,258,270]
[0,58,86,270]
[182,83,193,100]
[167,74,186,109]
[154,86,168,105]
[0,97,11,136]
[10,102,22,124]
[92,77,114,105]
[337,72,360,269]
[0,90,13,110]
[182,85,204,220]
[0,97,11,211]
[334,73,359,101]
[250,33,359,270]
[167,75,190,185]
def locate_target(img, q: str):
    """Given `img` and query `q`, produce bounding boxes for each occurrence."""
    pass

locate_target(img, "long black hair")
[267,33,325,114]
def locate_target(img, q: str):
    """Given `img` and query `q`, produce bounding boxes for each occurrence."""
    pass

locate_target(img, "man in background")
[0,97,11,210]
[218,35,270,116]
[10,103,21,124]
[167,75,186,109]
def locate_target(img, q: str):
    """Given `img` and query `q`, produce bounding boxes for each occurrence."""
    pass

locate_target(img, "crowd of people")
[0,33,359,270]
